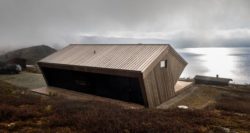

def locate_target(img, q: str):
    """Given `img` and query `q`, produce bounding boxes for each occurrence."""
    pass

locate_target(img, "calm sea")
[177,47,250,84]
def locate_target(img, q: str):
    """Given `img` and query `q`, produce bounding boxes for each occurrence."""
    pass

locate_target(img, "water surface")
[177,47,250,84]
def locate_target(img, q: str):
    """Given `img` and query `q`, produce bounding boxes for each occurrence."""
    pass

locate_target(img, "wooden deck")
[175,81,193,92]
[31,86,144,109]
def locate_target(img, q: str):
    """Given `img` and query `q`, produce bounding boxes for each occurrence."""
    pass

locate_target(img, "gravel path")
[0,72,46,89]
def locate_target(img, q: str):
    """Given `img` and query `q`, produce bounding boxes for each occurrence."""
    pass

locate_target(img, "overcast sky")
[0,0,250,50]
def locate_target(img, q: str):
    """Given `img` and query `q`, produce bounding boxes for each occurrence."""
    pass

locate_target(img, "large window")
[41,67,145,105]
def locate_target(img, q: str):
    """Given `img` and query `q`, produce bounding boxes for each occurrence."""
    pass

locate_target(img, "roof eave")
[38,62,143,78]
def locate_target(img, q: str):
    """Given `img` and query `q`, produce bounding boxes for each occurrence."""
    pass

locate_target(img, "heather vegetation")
[215,85,250,114]
[0,81,250,132]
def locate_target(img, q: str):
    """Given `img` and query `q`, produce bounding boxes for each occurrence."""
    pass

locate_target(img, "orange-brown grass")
[215,85,250,114]
[0,81,250,132]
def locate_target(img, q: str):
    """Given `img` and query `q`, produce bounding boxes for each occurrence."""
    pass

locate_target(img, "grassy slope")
[0,81,250,133]
[172,84,250,111]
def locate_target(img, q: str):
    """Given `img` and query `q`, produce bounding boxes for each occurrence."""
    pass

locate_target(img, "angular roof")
[39,44,186,73]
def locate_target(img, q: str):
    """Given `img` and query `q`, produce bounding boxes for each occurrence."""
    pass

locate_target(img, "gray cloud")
[0,0,250,50]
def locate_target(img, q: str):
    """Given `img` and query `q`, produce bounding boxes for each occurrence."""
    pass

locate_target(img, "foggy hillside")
[0,45,56,64]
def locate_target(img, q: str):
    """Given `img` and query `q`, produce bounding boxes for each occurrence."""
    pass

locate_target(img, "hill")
[0,45,56,65]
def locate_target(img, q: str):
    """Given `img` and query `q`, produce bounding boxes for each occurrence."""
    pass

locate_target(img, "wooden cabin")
[38,44,187,108]
[194,75,232,86]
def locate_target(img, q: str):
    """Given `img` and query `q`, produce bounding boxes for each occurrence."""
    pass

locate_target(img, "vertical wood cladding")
[143,49,186,107]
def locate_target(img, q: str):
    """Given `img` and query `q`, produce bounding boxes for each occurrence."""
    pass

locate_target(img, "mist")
[0,0,250,51]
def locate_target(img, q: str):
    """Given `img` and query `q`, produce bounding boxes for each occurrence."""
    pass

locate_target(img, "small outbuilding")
[38,44,187,107]
[194,75,232,86]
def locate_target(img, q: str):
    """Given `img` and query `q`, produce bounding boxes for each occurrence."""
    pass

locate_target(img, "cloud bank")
[0,0,250,50]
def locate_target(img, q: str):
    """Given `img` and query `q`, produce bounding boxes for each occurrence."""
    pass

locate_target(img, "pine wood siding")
[143,47,187,107]
[38,44,187,108]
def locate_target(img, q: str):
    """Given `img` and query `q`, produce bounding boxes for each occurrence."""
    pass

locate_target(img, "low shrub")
[0,80,250,132]
[0,104,16,121]
[46,101,213,132]
[215,92,250,114]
